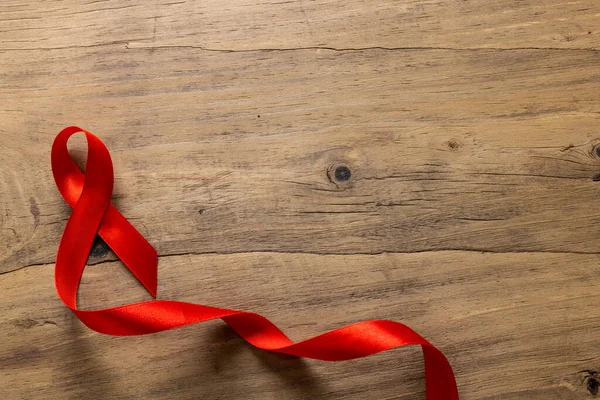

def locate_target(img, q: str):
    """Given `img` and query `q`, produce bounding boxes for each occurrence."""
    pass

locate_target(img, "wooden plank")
[2,252,599,399]
[0,0,599,50]
[2,46,600,272]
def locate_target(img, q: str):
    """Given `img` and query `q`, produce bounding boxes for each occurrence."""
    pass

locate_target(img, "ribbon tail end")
[144,281,158,299]
[126,251,158,298]
[139,261,158,298]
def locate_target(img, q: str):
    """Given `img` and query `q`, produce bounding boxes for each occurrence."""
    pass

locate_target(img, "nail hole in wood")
[334,166,352,182]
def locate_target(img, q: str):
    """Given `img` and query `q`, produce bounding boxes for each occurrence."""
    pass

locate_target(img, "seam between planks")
[3,248,599,276]
[1,43,599,53]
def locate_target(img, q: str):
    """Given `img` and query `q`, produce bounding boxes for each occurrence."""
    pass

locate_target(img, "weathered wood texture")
[1,0,599,50]
[2,1,600,399]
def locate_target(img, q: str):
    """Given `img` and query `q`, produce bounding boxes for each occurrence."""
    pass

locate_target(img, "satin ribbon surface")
[51,126,459,399]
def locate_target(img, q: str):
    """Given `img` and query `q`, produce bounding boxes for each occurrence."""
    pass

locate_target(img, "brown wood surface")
[2,1,600,399]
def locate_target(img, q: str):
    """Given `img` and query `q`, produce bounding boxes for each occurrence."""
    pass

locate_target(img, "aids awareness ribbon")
[51,126,459,400]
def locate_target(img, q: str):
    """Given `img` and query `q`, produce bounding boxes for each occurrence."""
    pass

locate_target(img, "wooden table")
[2,1,600,398]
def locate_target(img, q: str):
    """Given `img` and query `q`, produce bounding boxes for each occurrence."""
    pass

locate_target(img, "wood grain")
[2,46,600,271]
[2,1,600,399]
[1,0,599,50]
[3,252,600,399]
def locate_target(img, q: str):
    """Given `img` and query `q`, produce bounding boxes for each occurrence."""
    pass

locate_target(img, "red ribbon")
[52,126,459,399]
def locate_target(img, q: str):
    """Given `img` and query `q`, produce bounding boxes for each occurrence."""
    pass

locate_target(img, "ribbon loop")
[52,126,459,400]
[52,126,158,297]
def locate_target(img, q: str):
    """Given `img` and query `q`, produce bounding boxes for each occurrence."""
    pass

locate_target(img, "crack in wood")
[6,248,600,277]
[3,43,600,53]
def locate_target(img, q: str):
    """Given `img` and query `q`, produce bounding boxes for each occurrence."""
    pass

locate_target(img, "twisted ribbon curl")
[52,126,459,399]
